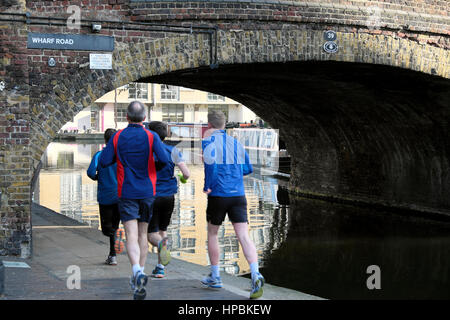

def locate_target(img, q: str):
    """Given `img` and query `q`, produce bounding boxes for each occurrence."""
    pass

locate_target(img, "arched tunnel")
[145,61,450,215]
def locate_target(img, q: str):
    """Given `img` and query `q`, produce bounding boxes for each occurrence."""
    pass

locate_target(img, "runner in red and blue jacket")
[98,101,170,300]
[99,123,169,201]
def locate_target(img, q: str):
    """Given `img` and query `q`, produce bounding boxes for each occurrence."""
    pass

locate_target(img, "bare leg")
[233,222,258,264]
[148,232,162,264]
[207,222,221,266]
[148,232,162,247]
[123,219,140,266]
[138,222,149,269]
[159,230,167,240]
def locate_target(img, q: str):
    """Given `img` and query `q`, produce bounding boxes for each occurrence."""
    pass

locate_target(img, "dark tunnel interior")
[144,61,450,214]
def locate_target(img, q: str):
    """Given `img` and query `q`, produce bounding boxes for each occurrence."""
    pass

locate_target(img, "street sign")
[28,33,114,51]
[324,30,337,41]
[323,41,338,53]
[89,53,113,70]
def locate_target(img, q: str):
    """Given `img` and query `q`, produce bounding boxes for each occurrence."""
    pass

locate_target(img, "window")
[207,92,225,101]
[115,104,128,122]
[128,83,148,100]
[90,108,99,131]
[180,238,196,249]
[208,104,229,122]
[161,85,179,100]
[162,104,184,122]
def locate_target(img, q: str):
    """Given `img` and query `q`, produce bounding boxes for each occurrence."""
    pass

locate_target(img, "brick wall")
[0,0,31,256]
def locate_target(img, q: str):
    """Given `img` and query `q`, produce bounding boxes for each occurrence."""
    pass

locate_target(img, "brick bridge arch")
[0,0,449,256]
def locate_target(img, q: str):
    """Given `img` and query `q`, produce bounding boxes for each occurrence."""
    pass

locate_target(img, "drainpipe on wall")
[150,83,155,120]
[0,259,4,296]
[0,191,3,296]
[114,88,118,130]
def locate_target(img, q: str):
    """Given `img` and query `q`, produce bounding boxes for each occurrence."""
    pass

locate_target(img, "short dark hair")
[104,128,116,143]
[148,121,168,141]
[208,110,226,129]
[127,100,146,122]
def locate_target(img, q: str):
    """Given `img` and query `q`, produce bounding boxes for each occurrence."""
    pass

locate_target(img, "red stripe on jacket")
[112,130,124,198]
[144,130,157,196]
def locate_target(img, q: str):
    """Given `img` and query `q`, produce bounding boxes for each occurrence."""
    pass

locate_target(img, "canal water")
[33,141,450,299]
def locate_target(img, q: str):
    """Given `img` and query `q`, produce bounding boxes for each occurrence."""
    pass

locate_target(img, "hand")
[177,173,187,184]
[203,188,212,194]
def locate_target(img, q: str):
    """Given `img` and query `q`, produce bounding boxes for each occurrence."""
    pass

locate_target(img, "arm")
[242,150,253,176]
[173,147,190,180]
[177,162,190,180]
[99,134,116,168]
[151,131,169,170]
[87,152,101,180]
[202,138,217,193]
[153,153,166,171]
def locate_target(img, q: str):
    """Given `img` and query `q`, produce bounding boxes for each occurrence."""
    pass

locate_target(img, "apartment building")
[61,83,257,133]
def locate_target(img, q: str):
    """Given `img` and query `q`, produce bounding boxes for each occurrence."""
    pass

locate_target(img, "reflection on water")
[260,197,450,299]
[34,142,450,299]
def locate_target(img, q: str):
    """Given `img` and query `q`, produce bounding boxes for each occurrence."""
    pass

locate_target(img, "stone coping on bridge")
[128,0,450,38]
[129,0,450,21]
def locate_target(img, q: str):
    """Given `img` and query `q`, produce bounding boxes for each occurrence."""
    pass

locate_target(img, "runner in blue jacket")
[146,121,190,279]
[87,128,124,266]
[201,110,264,299]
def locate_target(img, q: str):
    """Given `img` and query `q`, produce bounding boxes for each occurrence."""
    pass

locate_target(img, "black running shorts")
[148,195,175,233]
[206,196,248,226]
[99,203,120,237]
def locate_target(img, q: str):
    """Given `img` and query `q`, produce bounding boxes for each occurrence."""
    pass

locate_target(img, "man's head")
[127,100,146,123]
[104,128,116,144]
[207,110,226,129]
[148,121,168,141]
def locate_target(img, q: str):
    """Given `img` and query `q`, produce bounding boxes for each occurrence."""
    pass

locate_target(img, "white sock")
[157,264,164,269]
[132,264,141,276]
[250,262,259,278]
[211,265,220,278]
[140,266,145,274]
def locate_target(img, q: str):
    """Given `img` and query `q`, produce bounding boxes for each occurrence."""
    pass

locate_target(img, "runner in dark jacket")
[87,128,124,266]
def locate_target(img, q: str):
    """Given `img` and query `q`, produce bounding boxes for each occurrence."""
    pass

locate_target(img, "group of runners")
[87,100,264,300]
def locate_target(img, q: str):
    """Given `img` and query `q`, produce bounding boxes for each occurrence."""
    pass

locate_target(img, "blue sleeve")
[202,138,217,192]
[152,131,169,167]
[172,146,185,164]
[99,133,116,168]
[87,152,101,180]
[243,150,253,176]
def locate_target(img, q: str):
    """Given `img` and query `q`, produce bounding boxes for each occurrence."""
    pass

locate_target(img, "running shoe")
[129,275,135,291]
[250,272,265,299]
[132,270,148,300]
[105,255,117,265]
[114,228,125,254]
[158,237,171,266]
[201,273,223,289]
[151,266,165,278]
